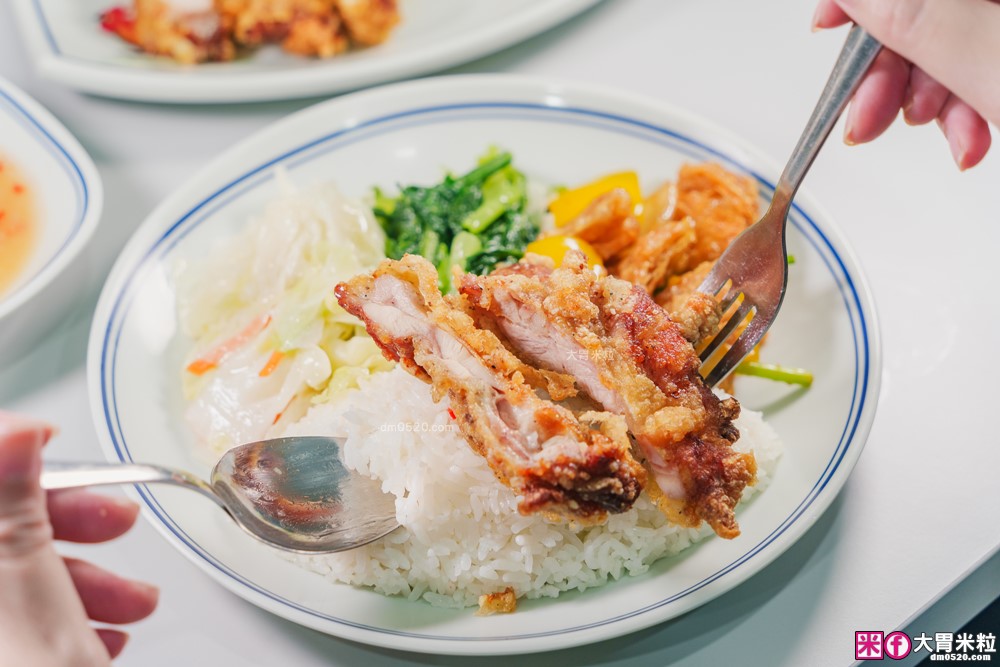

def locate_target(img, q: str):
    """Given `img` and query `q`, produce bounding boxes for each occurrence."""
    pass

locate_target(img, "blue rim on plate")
[96,100,873,645]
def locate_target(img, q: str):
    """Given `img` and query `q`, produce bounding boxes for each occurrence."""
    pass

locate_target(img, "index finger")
[833,0,1000,125]
[813,0,852,29]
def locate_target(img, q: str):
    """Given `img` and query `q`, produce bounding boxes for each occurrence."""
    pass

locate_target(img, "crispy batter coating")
[610,163,758,295]
[116,0,234,64]
[476,588,517,616]
[460,252,755,538]
[598,273,754,537]
[610,216,696,295]
[219,0,350,57]
[335,255,645,524]
[333,0,400,45]
[655,260,713,316]
[671,163,759,274]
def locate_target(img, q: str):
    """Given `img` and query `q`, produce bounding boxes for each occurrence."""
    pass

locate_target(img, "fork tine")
[703,320,765,387]
[699,302,753,362]
[717,288,742,315]
[697,272,730,298]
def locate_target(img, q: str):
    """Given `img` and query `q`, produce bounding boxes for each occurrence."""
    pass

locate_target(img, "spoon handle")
[772,25,882,213]
[41,461,225,508]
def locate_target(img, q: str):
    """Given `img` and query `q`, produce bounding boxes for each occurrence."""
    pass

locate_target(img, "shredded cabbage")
[176,180,392,454]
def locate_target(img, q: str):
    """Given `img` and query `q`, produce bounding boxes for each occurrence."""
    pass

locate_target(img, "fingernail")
[810,4,823,31]
[947,132,968,170]
[114,496,140,511]
[0,412,55,444]
[843,122,857,146]
[843,102,860,145]
[137,581,160,598]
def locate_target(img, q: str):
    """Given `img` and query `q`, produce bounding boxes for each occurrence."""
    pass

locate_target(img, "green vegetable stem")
[734,361,813,387]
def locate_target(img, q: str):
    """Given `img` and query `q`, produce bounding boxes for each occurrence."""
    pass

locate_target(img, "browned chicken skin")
[616,162,758,286]
[335,255,645,524]
[460,252,755,538]
[611,216,696,295]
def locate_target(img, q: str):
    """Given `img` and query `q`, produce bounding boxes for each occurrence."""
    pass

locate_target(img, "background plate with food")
[87,75,880,655]
[11,0,601,103]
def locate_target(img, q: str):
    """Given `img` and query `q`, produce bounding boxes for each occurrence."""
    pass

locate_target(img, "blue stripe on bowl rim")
[0,87,89,287]
[99,101,870,642]
[28,0,60,55]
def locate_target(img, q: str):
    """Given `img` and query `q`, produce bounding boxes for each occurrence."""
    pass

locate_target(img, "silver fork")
[698,25,882,387]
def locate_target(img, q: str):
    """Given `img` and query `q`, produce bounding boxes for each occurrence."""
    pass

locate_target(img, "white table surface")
[2,1,999,665]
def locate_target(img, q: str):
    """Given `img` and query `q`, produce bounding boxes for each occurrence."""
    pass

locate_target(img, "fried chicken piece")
[444,283,578,402]
[333,0,399,45]
[218,0,349,57]
[598,276,754,537]
[669,290,722,345]
[610,217,696,294]
[109,0,398,63]
[655,260,749,395]
[335,255,644,523]
[545,188,640,261]
[610,164,758,295]
[640,180,678,228]
[655,260,713,315]
[108,0,234,64]
[460,252,755,538]
[671,163,759,274]
[283,12,349,57]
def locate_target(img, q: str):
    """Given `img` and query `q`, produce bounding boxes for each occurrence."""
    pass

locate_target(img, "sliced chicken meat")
[460,252,755,538]
[335,254,644,523]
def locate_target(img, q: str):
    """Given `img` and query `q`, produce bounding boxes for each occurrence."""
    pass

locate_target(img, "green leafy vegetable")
[462,167,525,233]
[373,149,539,290]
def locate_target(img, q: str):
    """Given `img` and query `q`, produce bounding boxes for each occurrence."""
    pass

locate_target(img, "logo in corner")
[884,632,912,660]
[857,631,885,660]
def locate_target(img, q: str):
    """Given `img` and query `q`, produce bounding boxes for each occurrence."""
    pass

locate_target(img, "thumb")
[834,0,1000,125]
[0,413,55,559]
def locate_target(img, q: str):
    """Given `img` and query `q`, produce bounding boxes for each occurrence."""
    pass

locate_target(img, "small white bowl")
[0,77,103,368]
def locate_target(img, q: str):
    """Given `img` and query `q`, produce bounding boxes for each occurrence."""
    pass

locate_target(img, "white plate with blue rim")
[87,74,881,655]
[0,76,102,369]
[11,0,601,103]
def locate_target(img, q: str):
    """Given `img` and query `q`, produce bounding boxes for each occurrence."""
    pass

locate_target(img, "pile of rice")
[283,367,783,609]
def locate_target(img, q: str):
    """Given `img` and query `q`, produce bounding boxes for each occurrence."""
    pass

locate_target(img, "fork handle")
[772,26,882,213]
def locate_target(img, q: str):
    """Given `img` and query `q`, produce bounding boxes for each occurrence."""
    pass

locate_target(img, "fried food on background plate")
[101,0,399,63]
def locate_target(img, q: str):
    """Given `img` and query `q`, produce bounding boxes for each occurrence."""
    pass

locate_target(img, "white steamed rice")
[282,367,782,608]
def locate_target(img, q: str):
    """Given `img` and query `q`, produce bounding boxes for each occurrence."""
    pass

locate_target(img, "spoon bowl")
[41,436,400,553]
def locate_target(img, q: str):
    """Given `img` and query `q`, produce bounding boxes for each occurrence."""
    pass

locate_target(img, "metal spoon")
[41,436,399,554]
